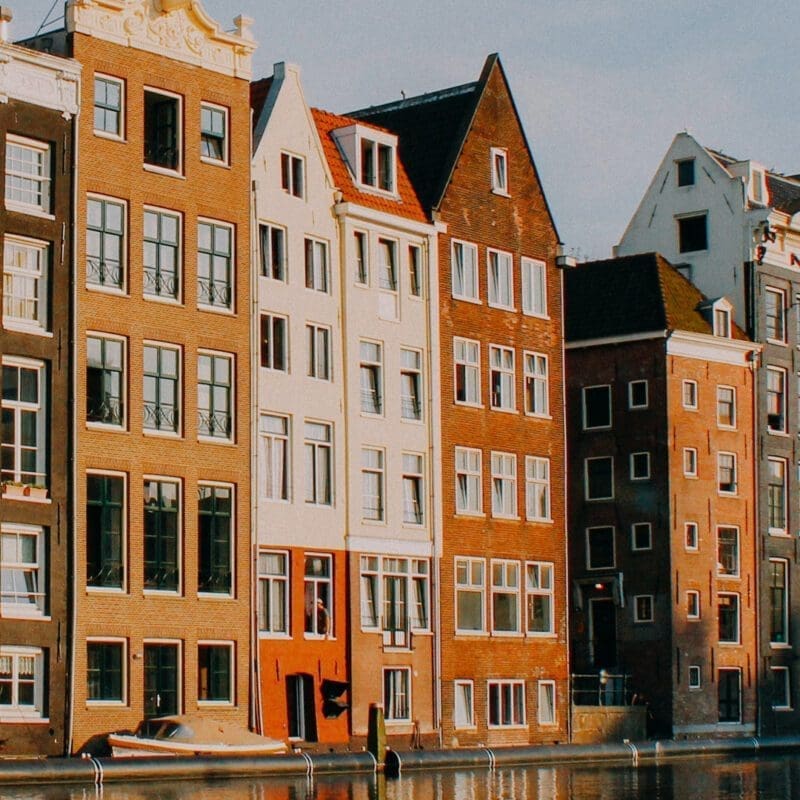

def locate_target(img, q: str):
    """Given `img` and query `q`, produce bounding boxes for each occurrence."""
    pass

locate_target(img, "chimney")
[0,8,12,43]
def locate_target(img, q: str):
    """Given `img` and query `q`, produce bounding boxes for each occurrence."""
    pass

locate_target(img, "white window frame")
[86,332,126,430]
[490,559,520,634]
[629,452,650,481]
[487,679,526,728]
[717,451,737,495]
[383,667,411,723]
[491,451,517,519]
[143,86,183,175]
[628,379,648,409]
[259,222,287,282]
[769,558,789,647]
[304,420,333,507]
[361,447,385,523]
[86,637,127,705]
[631,522,652,552]
[687,590,700,620]
[5,134,52,215]
[199,102,229,166]
[86,194,126,293]
[0,645,46,720]
[525,561,554,636]
[260,413,290,502]
[360,555,430,633]
[197,218,234,313]
[306,323,331,381]
[490,147,509,195]
[772,666,792,711]
[280,151,304,198]
[408,243,423,298]
[142,475,182,595]
[453,680,475,729]
[718,592,740,645]
[259,313,288,372]
[688,665,701,690]
[358,133,396,194]
[767,367,787,433]
[377,237,398,292]
[537,680,556,726]
[197,349,234,442]
[717,385,736,428]
[489,344,515,412]
[196,640,234,706]
[765,287,787,344]
[304,237,329,293]
[521,257,547,317]
[402,452,424,527]
[455,556,485,633]
[2,235,49,333]
[685,521,699,551]
[682,380,698,410]
[303,552,333,638]
[487,248,513,309]
[584,456,614,501]
[143,206,182,303]
[717,525,740,578]
[454,337,480,406]
[257,550,290,637]
[683,448,698,478]
[93,73,125,140]
[85,469,127,592]
[354,230,368,285]
[633,595,654,623]
[451,239,479,302]
[455,447,482,516]
[525,456,551,522]
[582,385,611,430]
[0,523,46,618]
[359,340,383,416]
[400,348,423,421]
[524,352,549,417]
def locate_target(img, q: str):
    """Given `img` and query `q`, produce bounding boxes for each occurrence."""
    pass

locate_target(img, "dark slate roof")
[348,80,481,211]
[565,253,748,343]
[250,77,273,130]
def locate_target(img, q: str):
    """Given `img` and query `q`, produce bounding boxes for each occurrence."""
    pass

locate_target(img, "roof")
[564,253,749,343]
[250,76,273,131]
[310,108,427,223]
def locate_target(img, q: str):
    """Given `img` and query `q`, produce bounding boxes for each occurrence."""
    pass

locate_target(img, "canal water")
[3,753,800,799]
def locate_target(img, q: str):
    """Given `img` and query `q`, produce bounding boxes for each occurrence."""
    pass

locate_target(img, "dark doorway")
[143,643,179,718]
[718,668,742,722]
[287,673,317,741]
[590,598,617,669]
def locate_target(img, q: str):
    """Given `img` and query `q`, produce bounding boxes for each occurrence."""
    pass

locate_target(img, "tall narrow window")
[525,456,550,521]
[454,337,480,405]
[400,348,422,420]
[454,681,474,729]
[5,135,51,213]
[86,473,124,588]
[361,447,385,522]
[359,341,383,415]
[718,593,740,644]
[87,641,124,702]
[717,386,736,427]
[538,681,556,725]
[86,335,125,427]
[491,452,517,518]
[259,223,286,281]
[491,560,520,633]
[489,345,515,411]
[767,367,787,432]
[304,554,332,636]
[455,447,482,514]
[769,559,788,645]
[258,551,289,635]
[524,352,548,416]
[280,152,304,198]
[583,385,611,429]
[521,257,546,316]
[487,249,512,309]
[383,668,411,721]
[682,380,698,409]
[197,484,232,594]
[0,524,46,617]
[86,197,125,289]
[585,456,613,500]
[765,288,787,343]
[490,148,508,194]
[197,352,233,440]
[717,526,739,577]
[455,557,485,632]
[359,137,395,192]
[197,220,233,310]
[452,240,478,301]
[260,314,288,372]
[143,344,179,434]
[628,380,648,409]
[586,527,615,570]
[2,236,49,332]
[304,237,328,292]
[304,421,332,506]
[354,231,368,284]
[717,452,737,494]
[143,209,180,300]
[143,478,179,591]
[408,244,422,297]
[143,88,181,172]
[306,324,331,381]
[767,458,787,534]
[0,646,45,718]
[200,103,227,164]
[93,75,123,138]
[260,414,289,501]
[402,453,424,525]
[526,562,554,634]
[197,643,232,703]
[378,238,397,291]
[360,556,379,628]
[676,159,695,187]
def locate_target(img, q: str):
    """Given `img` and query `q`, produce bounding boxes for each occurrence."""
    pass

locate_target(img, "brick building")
[354,54,569,745]
[0,35,79,756]
[25,0,256,751]
[565,253,759,737]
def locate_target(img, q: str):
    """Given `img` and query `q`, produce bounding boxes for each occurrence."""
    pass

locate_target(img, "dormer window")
[491,148,509,194]
[677,159,695,187]
[710,299,733,337]
[332,124,398,196]
[751,169,765,204]
[361,138,394,192]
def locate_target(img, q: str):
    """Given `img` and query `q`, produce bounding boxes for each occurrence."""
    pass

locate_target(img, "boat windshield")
[135,720,184,740]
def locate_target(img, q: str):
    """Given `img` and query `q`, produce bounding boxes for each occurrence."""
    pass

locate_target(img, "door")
[286,673,317,742]
[590,598,617,669]
[718,668,741,723]
[143,643,179,718]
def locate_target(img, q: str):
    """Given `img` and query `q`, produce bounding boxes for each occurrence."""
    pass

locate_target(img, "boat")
[107,715,287,757]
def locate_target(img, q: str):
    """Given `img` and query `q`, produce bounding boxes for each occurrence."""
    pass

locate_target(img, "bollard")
[367,703,386,768]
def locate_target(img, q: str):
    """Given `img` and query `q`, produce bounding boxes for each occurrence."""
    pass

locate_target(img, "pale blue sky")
[15,0,800,260]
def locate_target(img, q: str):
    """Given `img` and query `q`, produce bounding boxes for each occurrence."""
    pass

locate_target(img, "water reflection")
[6,754,800,800]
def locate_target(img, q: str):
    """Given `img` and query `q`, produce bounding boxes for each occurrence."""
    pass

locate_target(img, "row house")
[25,0,256,751]
[617,134,800,732]
[565,253,759,737]
[0,34,79,756]
[353,54,570,746]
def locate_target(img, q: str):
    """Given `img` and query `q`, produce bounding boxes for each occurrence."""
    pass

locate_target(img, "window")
[383,668,410,722]
[683,448,697,478]
[260,314,288,372]
[770,559,788,645]
[259,223,286,281]
[765,288,787,343]
[360,137,394,193]
[718,668,741,722]
[198,642,232,703]
[524,352,548,416]
[634,595,653,623]
[305,323,331,381]
[717,386,736,428]
[676,158,695,187]
[454,338,480,405]
[258,551,289,635]
[585,457,613,500]
[143,343,180,434]
[586,527,615,570]
[490,147,509,194]
[197,220,233,310]
[402,453,424,525]
[197,352,233,440]
[678,213,708,253]
[772,667,791,710]
[260,414,289,501]
[5,134,51,213]
[408,244,422,297]
[86,473,124,588]
[198,484,232,595]
[718,593,740,644]
[304,421,332,505]
[687,590,700,619]
[382,557,410,638]
[491,452,517,518]
[489,345,515,411]
[143,208,180,300]
[0,646,45,719]
[767,458,789,535]
[582,385,611,429]
[717,526,739,578]
[361,447,385,522]
[455,557,485,632]
[1,358,46,486]
[525,457,550,522]
[400,349,422,420]
[455,447,482,515]
[143,88,181,172]
[685,521,699,551]
[86,197,125,289]
[454,681,474,729]
[714,306,731,338]
[688,665,701,690]
[3,236,49,332]
[682,380,698,409]
[87,640,124,702]
[452,240,478,301]
[630,452,650,480]
[360,555,379,629]
[304,237,328,293]
[717,452,737,494]
[491,560,520,633]
[631,522,652,551]
[521,257,546,316]
[538,680,556,725]
[359,340,383,415]
[143,478,179,591]
[628,380,648,409]
[354,231,368,284]
[304,554,332,636]
[0,524,45,616]
[360,556,429,632]
[94,75,124,138]
[86,335,125,427]
[200,103,227,164]
[378,238,397,291]
[487,249,512,308]
[526,562,554,635]
[280,152,304,198]
[767,367,787,432]
[488,680,525,727]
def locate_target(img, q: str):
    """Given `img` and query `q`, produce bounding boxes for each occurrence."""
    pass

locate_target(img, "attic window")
[677,159,695,187]
[752,170,764,204]
[713,305,731,338]
[678,213,707,253]
[491,148,509,194]
[360,137,394,192]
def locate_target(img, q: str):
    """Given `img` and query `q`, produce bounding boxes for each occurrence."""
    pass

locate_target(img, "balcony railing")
[571,673,633,706]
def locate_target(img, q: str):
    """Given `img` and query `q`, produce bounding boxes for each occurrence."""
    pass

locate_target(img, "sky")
[14,0,800,261]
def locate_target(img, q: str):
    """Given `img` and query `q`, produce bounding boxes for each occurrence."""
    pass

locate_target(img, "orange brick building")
[27,0,256,751]
[565,253,759,737]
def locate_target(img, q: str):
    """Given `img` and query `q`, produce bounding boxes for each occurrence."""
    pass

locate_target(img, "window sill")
[585,496,614,502]
[683,406,698,412]
[490,189,511,199]
[526,631,557,638]
[583,425,612,432]
[200,157,230,169]
[454,510,485,518]
[86,421,127,433]
[5,203,55,220]
[454,401,484,410]
[197,700,234,708]
[1,493,52,505]
[491,514,520,521]
[522,310,550,320]
[361,518,388,527]
[197,304,235,317]
[86,283,127,297]
[770,643,792,650]
[718,491,738,498]
[525,412,552,420]
[143,429,182,440]
[197,436,236,446]
[1,323,52,337]
[87,700,127,707]
[491,631,524,638]
[400,417,424,425]
[198,592,234,600]
[303,634,336,642]
[143,164,185,180]
[630,476,651,482]
[455,630,489,637]
[93,130,126,143]
[490,406,518,415]
[87,586,126,594]
[143,293,182,306]
[143,589,182,597]
[0,716,49,724]
[487,724,528,731]
[526,517,554,524]
[451,294,482,305]
[258,632,292,640]
[717,424,737,431]
[768,530,790,537]
[0,611,50,621]
[766,338,788,347]
[718,642,741,647]
[488,303,516,313]
[767,429,790,437]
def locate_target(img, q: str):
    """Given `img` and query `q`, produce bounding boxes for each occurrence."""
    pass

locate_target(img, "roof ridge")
[349,81,478,117]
